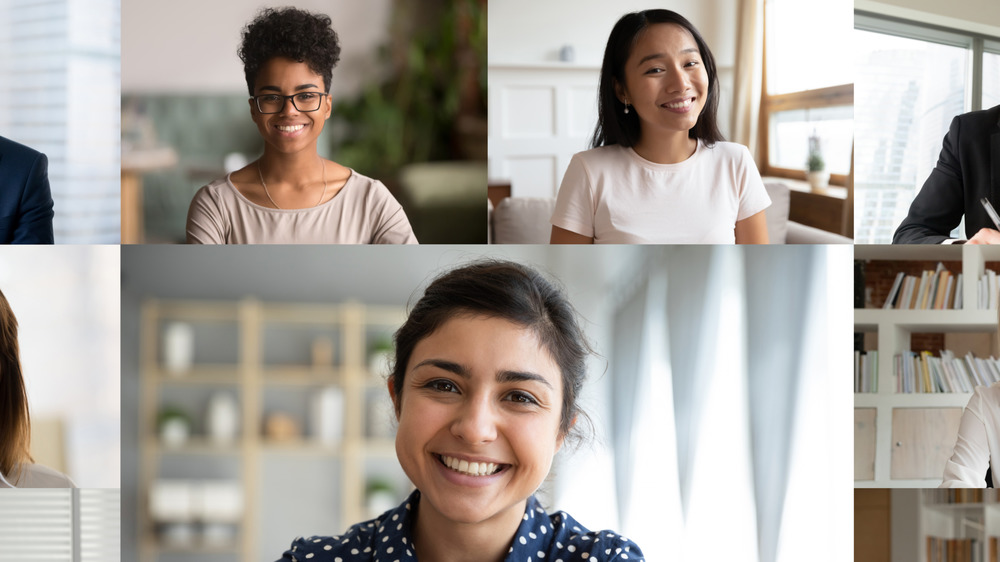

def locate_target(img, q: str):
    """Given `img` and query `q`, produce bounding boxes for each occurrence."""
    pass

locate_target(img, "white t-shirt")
[0,463,76,488]
[551,140,771,244]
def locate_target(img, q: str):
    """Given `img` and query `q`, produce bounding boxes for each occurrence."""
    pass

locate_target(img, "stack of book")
[883,263,962,309]
[926,537,981,562]
[895,350,1000,393]
[854,350,878,393]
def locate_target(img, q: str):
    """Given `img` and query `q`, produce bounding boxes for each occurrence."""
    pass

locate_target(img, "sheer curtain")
[607,246,851,562]
[731,0,764,158]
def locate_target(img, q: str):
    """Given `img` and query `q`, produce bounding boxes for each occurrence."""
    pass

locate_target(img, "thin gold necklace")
[257,158,327,209]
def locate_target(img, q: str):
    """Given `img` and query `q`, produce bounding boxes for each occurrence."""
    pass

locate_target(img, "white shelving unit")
[896,490,1000,562]
[139,298,410,562]
[855,245,1000,488]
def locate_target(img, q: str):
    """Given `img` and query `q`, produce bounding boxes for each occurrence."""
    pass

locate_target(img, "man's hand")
[966,228,1000,244]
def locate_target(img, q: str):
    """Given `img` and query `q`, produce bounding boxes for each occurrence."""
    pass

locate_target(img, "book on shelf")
[855,350,878,393]
[896,350,1000,393]
[927,537,980,562]
[978,270,1000,309]
[882,263,962,310]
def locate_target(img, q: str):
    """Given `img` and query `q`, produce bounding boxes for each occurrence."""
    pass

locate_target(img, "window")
[854,14,997,243]
[760,0,853,183]
[0,0,121,243]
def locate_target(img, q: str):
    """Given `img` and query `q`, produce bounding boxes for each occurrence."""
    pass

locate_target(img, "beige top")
[186,170,418,244]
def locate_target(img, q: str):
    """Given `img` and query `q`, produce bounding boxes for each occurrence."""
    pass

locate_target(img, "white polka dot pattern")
[277,490,644,561]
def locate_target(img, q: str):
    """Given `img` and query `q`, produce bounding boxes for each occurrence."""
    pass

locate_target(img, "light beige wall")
[857,0,1000,36]
[122,0,391,95]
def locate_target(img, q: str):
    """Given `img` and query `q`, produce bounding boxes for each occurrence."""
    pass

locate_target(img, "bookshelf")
[855,245,1000,487]
[915,490,1000,562]
[139,298,411,562]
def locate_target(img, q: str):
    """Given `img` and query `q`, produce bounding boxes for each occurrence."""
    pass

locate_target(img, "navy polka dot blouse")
[278,489,644,561]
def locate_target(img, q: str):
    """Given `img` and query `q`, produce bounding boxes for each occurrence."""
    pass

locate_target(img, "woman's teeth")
[440,455,501,476]
[663,99,693,109]
[277,124,304,132]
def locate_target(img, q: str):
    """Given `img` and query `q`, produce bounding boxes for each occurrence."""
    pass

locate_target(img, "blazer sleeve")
[893,116,966,244]
[12,151,54,244]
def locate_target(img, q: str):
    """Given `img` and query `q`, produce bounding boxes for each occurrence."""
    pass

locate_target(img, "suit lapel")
[994,114,1000,201]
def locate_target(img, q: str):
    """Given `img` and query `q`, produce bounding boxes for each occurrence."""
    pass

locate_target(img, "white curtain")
[608,246,851,562]
[732,0,764,159]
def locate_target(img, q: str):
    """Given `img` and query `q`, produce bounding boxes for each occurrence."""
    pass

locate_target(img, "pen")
[982,198,1000,231]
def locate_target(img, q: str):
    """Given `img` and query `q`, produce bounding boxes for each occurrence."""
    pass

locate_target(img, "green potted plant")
[806,134,830,193]
[158,405,193,448]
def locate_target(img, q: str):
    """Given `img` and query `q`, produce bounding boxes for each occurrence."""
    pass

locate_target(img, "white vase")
[807,171,830,193]
[311,386,344,445]
[163,322,194,375]
[207,393,239,444]
[160,418,190,448]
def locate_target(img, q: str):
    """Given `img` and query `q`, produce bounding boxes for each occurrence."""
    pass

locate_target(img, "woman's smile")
[391,314,564,525]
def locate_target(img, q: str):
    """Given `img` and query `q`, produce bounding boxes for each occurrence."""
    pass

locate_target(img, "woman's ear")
[387,378,400,419]
[613,80,628,106]
[555,414,578,452]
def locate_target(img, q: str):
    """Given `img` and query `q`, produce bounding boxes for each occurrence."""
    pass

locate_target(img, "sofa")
[488,180,852,244]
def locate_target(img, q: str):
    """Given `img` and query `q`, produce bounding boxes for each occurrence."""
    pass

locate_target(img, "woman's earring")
[624,103,630,115]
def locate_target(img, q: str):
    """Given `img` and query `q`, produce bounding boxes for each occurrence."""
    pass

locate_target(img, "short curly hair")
[238,7,341,95]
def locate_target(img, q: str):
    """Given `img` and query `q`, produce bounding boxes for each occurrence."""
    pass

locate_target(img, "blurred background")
[854,0,1000,243]
[121,0,486,244]
[0,0,121,243]
[122,244,852,562]
[486,0,854,245]
[0,246,120,488]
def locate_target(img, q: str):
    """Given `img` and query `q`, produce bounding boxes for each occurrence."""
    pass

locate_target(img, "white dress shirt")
[941,384,1000,487]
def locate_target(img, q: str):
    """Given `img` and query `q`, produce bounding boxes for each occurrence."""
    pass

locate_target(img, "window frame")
[758,4,854,186]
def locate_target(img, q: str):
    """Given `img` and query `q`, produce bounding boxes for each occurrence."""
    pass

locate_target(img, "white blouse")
[0,463,76,488]
[941,384,1000,487]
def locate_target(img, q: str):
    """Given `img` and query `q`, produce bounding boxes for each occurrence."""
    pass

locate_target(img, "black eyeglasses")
[251,92,328,114]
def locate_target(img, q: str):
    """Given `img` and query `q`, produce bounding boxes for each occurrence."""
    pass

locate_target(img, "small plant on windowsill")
[806,134,830,193]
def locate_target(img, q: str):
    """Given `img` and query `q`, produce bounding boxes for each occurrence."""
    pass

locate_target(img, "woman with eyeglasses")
[186,7,418,244]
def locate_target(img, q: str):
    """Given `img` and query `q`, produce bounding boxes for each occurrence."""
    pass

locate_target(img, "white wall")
[857,0,1000,37]
[488,0,735,68]
[122,0,392,96]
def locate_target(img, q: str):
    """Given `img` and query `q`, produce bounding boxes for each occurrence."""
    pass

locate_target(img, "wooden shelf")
[141,299,410,562]
[855,245,1000,487]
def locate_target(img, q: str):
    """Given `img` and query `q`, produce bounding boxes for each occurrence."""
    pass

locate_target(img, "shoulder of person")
[701,140,752,161]
[0,135,43,160]
[285,518,381,560]
[546,509,643,561]
[14,463,76,488]
[571,144,630,166]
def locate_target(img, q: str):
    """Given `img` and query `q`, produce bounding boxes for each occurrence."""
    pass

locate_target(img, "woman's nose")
[666,65,691,93]
[450,396,498,444]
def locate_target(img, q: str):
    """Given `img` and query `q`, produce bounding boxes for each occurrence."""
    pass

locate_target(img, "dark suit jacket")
[0,136,54,244]
[893,105,1000,244]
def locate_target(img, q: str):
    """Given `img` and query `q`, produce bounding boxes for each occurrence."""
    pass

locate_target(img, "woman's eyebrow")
[412,359,553,389]
[637,47,700,66]
[497,369,553,389]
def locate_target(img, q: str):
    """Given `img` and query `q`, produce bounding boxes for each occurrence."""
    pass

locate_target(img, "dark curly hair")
[390,259,593,443]
[238,7,342,95]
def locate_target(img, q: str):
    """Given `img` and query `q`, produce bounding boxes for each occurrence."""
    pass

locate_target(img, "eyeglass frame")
[250,92,329,114]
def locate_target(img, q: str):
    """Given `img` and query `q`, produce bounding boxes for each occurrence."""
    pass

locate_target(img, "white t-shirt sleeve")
[186,184,227,244]
[551,154,595,238]
[735,145,771,221]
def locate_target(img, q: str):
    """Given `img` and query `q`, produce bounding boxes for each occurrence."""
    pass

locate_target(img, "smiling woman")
[550,9,770,245]
[278,260,644,562]
[185,7,417,244]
